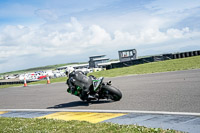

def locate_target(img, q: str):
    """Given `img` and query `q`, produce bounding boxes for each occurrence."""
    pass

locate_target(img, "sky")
[0,0,200,73]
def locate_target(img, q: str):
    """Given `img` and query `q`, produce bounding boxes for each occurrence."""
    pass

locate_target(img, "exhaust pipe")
[107,80,112,85]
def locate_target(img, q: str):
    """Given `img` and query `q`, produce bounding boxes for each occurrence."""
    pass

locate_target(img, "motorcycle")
[67,75,122,101]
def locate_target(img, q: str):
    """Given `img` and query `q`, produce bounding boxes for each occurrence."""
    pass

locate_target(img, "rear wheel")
[102,85,122,101]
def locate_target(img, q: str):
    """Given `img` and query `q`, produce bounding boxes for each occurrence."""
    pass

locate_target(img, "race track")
[0,69,200,113]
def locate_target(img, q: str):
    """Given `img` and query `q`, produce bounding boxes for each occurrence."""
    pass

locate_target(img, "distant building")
[56,63,89,70]
[89,55,109,68]
[97,60,120,69]
[118,49,137,62]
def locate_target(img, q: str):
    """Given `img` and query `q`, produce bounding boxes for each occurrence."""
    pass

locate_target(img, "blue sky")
[0,0,200,73]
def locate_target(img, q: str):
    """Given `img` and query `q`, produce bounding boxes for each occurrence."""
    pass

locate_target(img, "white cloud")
[0,17,198,60]
[88,25,111,45]
[1,1,200,73]
[145,0,200,14]
[166,27,190,38]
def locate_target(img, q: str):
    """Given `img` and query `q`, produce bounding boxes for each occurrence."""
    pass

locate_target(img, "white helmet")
[65,66,75,77]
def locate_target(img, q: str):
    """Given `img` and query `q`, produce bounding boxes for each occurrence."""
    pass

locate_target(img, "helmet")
[65,66,75,77]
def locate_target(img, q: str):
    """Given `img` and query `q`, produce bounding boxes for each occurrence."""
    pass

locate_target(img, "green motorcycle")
[67,75,122,101]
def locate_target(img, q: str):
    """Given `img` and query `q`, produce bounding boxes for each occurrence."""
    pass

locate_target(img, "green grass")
[90,56,200,77]
[0,117,181,133]
[0,84,22,89]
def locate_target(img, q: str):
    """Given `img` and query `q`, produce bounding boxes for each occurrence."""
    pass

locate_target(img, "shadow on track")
[47,100,113,109]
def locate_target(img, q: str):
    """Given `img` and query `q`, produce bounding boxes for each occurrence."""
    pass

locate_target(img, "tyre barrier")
[172,50,200,59]
[0,80,34,85]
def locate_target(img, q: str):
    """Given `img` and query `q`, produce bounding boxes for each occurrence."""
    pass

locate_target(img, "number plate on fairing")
[93,77,103,91]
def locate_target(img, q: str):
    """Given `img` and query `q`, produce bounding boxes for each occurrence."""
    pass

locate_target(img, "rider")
[65,66,94,100]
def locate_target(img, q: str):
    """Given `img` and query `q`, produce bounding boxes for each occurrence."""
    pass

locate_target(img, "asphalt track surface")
[0,69,200,113]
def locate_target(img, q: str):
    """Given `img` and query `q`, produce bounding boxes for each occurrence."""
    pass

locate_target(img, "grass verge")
[90,56,200,77]
[0,117,181,133]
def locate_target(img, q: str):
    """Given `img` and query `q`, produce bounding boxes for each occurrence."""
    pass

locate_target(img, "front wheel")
[102,85,122,101]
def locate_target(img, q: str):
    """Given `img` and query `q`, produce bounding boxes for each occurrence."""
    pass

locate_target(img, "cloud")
[166,27,190,38]
[87,25,111,46]
[1,0,200,73]
[145,0,200,14]
[0,18,108,58]
[0,17,198,60]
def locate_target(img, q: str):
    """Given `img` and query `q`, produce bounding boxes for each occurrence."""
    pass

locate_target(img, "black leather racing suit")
[67,71,92,99]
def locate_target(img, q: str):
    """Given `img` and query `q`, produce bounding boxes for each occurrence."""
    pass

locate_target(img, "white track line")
[0,109,200,116]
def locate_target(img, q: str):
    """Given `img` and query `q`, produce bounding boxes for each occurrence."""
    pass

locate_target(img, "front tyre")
[102,85,122,101]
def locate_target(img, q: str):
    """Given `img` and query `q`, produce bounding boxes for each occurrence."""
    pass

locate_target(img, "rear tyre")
[102,85,122,101]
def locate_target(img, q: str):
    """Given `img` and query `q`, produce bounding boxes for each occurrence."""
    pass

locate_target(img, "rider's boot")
[88,94,95,99]
[88,93,99,99]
